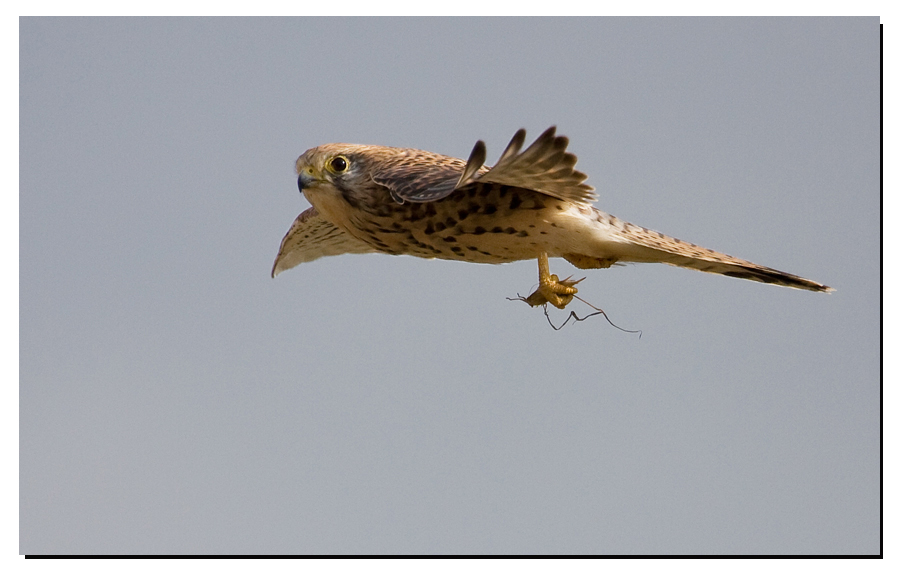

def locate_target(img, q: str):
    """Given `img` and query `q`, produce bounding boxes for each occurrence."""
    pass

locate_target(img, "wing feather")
[476,126,596,205]
[452,139,487,190]
[371,127,597,206]
[370,150,468,204]
[271,206,376,277]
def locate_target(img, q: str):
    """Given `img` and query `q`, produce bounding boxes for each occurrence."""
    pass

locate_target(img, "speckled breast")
[341,183,567,264]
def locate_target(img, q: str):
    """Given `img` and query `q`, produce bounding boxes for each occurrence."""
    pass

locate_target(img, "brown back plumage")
[370,126,596,206]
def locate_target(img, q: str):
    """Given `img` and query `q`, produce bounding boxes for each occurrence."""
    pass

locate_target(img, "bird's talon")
[524,267,583,309]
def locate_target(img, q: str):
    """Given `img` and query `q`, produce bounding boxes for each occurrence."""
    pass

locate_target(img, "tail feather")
[592,214,833,293]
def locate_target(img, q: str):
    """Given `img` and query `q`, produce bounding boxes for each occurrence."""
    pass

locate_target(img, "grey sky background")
[20,18,879,555]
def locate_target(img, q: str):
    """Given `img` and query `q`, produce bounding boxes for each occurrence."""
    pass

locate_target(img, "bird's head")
[294,141,468,209]
[296,145,350,190]
[295,144,380,200]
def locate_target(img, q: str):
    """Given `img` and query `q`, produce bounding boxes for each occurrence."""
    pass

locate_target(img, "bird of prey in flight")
[272,127,832,308]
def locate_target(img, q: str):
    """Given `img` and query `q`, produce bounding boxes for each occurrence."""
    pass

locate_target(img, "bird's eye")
[329,156,349,173]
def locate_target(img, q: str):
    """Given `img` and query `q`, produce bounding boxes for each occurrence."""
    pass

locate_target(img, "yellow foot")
[522,252,584,309]
[524,274,584,309]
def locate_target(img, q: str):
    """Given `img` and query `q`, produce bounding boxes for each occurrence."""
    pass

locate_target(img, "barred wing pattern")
[271,206,376,277]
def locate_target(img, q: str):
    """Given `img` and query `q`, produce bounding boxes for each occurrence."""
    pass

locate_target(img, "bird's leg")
[523,252,584,309]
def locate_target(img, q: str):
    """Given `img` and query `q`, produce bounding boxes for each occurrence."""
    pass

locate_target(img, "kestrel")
[272,127,832,308]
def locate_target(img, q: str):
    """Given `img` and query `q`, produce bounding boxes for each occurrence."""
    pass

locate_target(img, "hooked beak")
[297,168,316,194]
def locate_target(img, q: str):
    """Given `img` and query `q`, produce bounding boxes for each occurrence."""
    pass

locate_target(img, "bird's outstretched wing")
[271,206,376,277]
[371,127,597,206]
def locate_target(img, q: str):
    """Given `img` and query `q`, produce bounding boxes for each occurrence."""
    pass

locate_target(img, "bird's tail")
[567,211,833,293]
